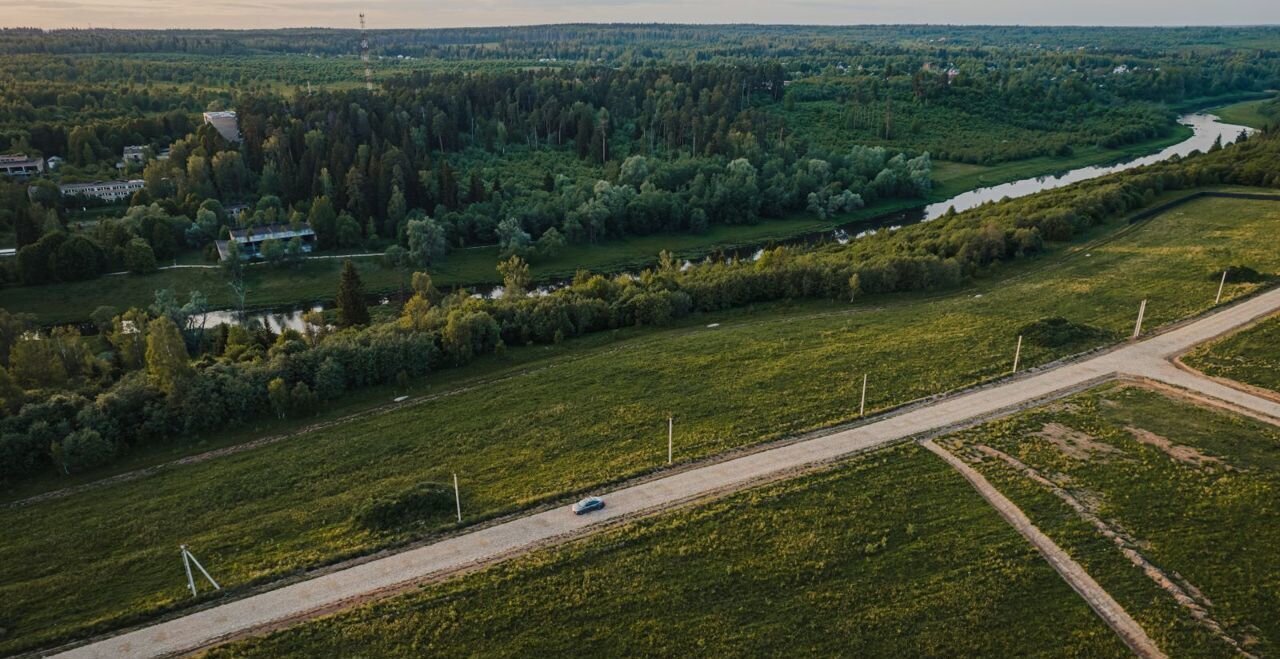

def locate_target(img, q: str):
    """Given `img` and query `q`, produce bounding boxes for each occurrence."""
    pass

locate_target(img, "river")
[205,112,1252,333]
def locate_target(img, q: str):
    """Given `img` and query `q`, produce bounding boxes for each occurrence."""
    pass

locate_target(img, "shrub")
[354,482,455,531]
[1018,317,1112,349]
[55,429,115,474]
[1216,265,1267,283]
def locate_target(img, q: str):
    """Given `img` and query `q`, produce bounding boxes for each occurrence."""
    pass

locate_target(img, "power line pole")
[179,545,220,598]
[453,472,462,523]
[667,415,673,465]
[859,373,868,417]
[1011,335,1023,374]
[359,13,373,92]
[1132,299,1148,339]
[1215,269,1228,305]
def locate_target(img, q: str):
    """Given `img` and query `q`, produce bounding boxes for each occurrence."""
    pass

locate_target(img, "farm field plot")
[936,384,1280,657]
[203,445,1128,658]
[1,193,1278,654]
[1182,313,1280,395]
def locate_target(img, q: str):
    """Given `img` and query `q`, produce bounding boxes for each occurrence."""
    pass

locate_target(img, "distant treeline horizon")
[2,24,1280,57]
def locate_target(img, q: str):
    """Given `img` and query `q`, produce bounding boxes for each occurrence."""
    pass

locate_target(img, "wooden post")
[1132,299,1147,340]
[1215,269,1228,305]
[859,373,868,417]
[1012,335,1023,374]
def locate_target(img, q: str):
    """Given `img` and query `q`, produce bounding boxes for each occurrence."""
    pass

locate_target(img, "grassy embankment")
[1207,95,1279,130]
[203,445,1128,658]
[1,193,1278,653]
[1182,313,1280,395]
[938,384,1280,657]
[0,128,1196,325]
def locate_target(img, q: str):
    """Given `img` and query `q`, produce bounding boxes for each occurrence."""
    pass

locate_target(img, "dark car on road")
[572,497,605,515]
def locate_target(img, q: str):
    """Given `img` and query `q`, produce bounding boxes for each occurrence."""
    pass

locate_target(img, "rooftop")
[228,223,316,243]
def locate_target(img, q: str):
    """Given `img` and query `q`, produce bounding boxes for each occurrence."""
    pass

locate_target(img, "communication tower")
[359,13,373,91]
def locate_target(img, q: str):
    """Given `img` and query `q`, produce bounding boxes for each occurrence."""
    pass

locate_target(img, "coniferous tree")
[336,259,370,327]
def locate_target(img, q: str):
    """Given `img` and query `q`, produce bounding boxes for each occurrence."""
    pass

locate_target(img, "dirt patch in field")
[1036,422,1122,461]
[1124,426,1228,470]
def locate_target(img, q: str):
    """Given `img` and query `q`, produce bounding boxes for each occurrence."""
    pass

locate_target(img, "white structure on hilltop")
[202,111,242,143]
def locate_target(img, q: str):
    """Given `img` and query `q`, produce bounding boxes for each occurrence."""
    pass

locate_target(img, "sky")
[4,0,1280,30]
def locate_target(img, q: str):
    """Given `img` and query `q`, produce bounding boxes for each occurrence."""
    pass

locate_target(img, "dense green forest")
[2,25,1277,294]
[4,24,1280,58]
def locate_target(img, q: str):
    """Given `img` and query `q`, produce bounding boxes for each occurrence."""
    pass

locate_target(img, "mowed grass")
[203,445,1128,658]
[1,193,1279,653]
[939,384,1280,657]
[1182,313,1280,395]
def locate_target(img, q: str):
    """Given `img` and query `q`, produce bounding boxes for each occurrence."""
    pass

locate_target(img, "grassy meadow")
[1,193,1277,652]
[203,445,1128,658]
[1182,313,1280,395]
[1208,95,1279,130]
[939,384,1280,657]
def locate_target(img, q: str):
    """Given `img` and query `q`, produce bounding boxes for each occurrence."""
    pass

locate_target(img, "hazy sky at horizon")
[3,0,1280,31]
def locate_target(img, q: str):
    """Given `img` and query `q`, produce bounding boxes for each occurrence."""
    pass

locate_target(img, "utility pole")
[1132,299,1148,339]
[1011,335,1023,374]
[179,545,220,598]
[453,472,462,523]
[859,373,868,417]
[667,415,673,465]
[1215,269,1228,305]
[359,13,373,92]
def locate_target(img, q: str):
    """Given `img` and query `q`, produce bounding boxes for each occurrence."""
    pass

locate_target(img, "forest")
[0,120,1276,484]
[2,26,1277,292]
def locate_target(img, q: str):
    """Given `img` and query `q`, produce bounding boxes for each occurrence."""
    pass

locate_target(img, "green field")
[0,127,1199,326]
[204,445,1127,658]
[1208,96,1279,130]
[938,384,1280,656]
[1,193,1278,653]
[1182,313,1280,394]
[927,125,1193,199]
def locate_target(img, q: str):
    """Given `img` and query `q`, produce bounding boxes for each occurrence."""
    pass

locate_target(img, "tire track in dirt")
[922,439,1168,659]
[972,443,1256,658]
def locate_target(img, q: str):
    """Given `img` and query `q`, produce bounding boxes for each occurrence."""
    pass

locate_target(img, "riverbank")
[1206,95,1278,130]
[0,113,1231,325]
